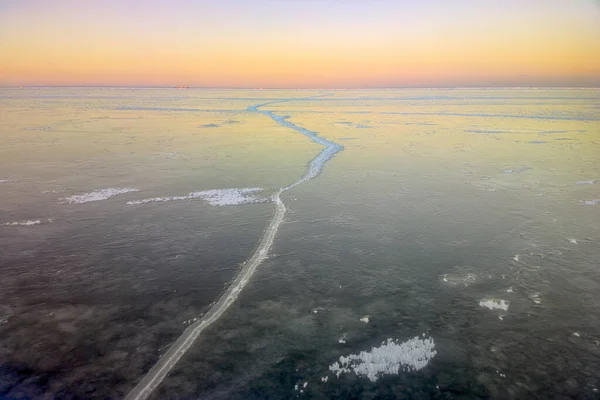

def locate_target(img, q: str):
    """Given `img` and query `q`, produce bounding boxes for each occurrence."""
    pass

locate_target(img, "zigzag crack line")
[125,97,343,400]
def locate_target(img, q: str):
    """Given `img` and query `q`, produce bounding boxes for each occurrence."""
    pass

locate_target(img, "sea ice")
[61,188,139,204]
[328,335,437,382]
[479,299,509,311]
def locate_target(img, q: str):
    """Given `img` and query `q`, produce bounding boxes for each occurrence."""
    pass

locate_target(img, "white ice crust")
[62,188,139,204]
[329,335,437,382]
[127,188,263,206]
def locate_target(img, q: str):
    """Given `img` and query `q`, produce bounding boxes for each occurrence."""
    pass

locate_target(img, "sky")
[1,0,599,88]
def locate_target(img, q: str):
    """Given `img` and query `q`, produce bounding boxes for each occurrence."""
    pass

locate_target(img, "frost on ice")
[127,188,265,206]
[61,188,139,204]
[328,335,437,382]
[479,299,509,311]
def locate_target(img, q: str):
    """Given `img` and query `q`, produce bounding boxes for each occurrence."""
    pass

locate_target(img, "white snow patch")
[479,299,509,311]
[2,218,52,227]
[127,188,264,206]
[506,287,513,293]
[321,376,328,383]
[572,332,580,337]
[339,339,346,344]
[581,199,600,206]
[62,188,139,204]
[303,382,307,388]
[328,335,437,382]
[568,238,578,244]
[359,316,370,323]
[513,254,520,262]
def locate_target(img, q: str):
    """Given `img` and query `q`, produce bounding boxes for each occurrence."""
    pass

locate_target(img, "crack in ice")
[125,96,343,400]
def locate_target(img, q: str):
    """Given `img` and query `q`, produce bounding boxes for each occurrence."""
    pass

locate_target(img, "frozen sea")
[1,87,600,399]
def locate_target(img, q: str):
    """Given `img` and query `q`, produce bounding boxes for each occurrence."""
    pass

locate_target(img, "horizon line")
[1,85,600,90]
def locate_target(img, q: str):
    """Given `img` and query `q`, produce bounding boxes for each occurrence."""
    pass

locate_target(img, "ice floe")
[360,316,370,323]
[479,299,509,311]
[61,188,139,204]
[568,238,578,244]
[127,188,264,206]
[1,219,52,227]
[328,335,437,382]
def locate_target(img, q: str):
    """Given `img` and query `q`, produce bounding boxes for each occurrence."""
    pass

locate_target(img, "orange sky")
[1,0,599,87]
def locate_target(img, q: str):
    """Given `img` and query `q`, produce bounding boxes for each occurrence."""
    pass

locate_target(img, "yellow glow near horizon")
[1,0,599,87]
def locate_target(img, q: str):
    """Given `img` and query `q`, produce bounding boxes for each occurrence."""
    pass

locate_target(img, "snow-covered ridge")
[61,188,139,204]
[127,188,264,206]
[329,335,437,382]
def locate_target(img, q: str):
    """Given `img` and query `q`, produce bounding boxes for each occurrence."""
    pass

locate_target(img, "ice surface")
[127,97,344,400]
[61,188,139,204]
[328,336,437,382]
[127,188,264,206]
[479,299,509,311]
